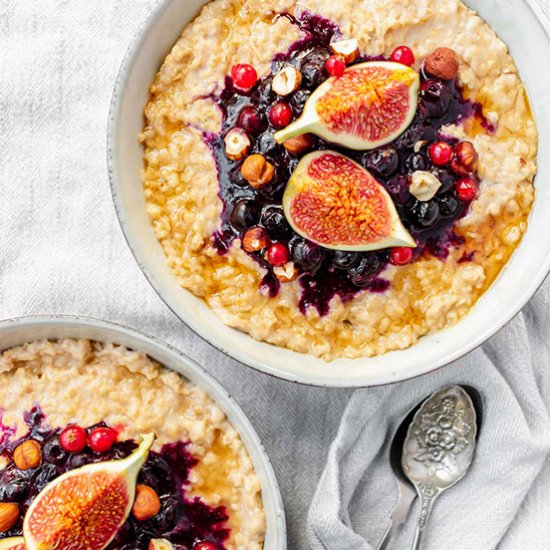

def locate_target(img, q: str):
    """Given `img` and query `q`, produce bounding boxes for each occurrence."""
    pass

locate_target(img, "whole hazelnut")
[13,439,42,470]
[283,134,314,155]
[424,47,460,80]
[453,141,479,175]
[132,485,161,521]
[0,503,20,533]
[242,226,270,253]
[241,154,275,189]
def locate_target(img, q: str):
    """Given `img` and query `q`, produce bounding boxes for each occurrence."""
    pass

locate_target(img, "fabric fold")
[308,287,550,549]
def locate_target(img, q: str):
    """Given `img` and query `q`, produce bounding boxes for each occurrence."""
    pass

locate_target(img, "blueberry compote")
[0,407,229,550]
[208,12,486,316]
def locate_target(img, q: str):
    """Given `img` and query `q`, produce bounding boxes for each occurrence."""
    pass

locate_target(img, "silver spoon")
[376,407,418,550]
[402,385,478,550]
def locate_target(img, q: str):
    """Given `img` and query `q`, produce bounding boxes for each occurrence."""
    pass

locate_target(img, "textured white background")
[0,1,548,549]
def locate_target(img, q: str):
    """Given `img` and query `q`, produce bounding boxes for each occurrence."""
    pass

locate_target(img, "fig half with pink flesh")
[283,151,415,251]
[0,538,26,550]
[23,433,155,550]
[275,61,419,150]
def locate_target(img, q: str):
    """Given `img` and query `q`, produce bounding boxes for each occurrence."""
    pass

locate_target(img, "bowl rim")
[107,0,550,388]
[0,314,287,548]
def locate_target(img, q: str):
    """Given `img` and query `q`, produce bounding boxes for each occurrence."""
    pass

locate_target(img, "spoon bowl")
[402,385,478,548]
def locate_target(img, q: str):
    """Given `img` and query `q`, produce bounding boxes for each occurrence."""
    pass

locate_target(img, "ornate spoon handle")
[377,480,416,550]
[411,484,440,550]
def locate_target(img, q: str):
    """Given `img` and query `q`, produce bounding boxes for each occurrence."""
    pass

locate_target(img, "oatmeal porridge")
[0,339,265,550]
[141,0,537,361]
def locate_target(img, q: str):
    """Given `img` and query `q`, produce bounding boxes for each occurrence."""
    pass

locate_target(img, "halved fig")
[0,538,26,550]
[283,151,415,251]
[275,61,419,150]
[23,433,155,550]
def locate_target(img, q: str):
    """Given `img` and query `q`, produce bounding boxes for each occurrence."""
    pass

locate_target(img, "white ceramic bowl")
[108,0,550,387]
[0,315,286,549]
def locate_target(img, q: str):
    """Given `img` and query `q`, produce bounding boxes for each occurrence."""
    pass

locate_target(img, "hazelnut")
[242,226,270,253]
[424,47,460,80]
[13,439,42,470]
[413,140,428,153]
[410,171,442,201]
[329,38,360,63]
[273,261,298,283]
[148,539,175,550]
[132,485,161,521]
[283,134,314,155]
[453,141,478,175]
[224,128,251,161]
[0,503,20,533]
[241,154,275,189]
[272,65,302,96]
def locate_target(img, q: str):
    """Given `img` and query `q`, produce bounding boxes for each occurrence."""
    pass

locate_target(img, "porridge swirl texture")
[141,0,537,360]
[0,339,265,549]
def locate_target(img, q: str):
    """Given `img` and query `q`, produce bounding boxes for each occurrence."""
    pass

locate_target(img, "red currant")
[238,106,263,135]
[194,542,217,550]
[88,427,117,453]
[325,55,346,77]
[390,45,415,67]
[269,102,293,129]
[60,425,87,453]
[266,243,289,266]
[390,247,414,266]
[231,64,258,92]
[455,178,477,201]
[428,142,453,166]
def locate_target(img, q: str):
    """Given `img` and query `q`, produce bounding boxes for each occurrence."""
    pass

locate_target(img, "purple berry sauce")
[0,406,229,550]
[205,11,488,316]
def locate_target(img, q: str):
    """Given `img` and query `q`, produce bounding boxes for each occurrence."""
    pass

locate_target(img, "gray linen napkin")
[307,280,550,549]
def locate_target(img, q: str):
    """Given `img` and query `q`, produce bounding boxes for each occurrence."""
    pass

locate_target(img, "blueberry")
[385,176,411,205]
[289,237,323,272]
[300,50,330,88]
[43,435,68,466]
[153,496,180,532]
[32,464,60,492]
[139,454,172,495]
[362,147,399,178]
[230,200,258,228]
[405,152,428,172]
[420,80,453,118]
[333,251,360,269]
[255,132,279,158]
[432,168,454,193]
[395,122,425,150]
[257,77,275,104]
[66,452,92,471]
[261,205,292,240]
[229,166,249,188]
[438,194,460,218]
[348,255,381,287]
[0,478,28,501]
[290,89,312,115]
[408,200,440,229]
